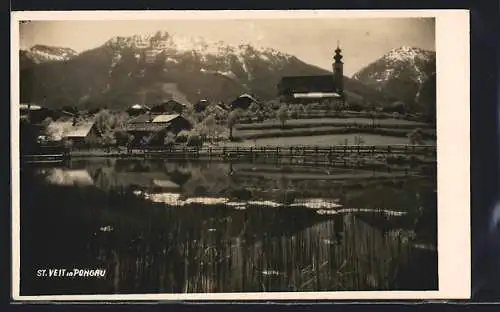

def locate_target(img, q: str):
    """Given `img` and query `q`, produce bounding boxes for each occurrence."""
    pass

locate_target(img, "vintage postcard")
[11,10,470,301]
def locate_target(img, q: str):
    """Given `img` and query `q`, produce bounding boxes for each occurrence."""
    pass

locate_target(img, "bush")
[186,132,203,147]
[176,130,190,143]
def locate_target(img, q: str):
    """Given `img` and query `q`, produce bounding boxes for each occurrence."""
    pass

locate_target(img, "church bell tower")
[333,41,344,96]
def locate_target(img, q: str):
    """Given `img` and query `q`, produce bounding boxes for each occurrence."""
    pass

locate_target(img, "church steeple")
[333,41,344,95]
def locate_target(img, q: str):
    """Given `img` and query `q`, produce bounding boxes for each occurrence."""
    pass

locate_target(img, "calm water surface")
[20,158,438,295]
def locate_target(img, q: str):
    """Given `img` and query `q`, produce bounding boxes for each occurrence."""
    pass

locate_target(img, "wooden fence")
[138,145,437,170]
[23,144,436,169]
[141,144,436,158]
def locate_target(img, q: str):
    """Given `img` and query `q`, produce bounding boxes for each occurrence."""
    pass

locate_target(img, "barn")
[124,114,192,146]
[194,99,210,113]
[230,94,258,110]
[47,120,102,146]
[127,104,150,116]
[150,99,187,115]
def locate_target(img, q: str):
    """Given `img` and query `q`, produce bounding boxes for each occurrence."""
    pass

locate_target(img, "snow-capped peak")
[22,44,78,63]
[105,31,290,60]
[383,46,434,63]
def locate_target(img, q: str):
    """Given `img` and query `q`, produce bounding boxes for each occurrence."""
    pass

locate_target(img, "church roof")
[293,92,342,99]
[278,75,336,95]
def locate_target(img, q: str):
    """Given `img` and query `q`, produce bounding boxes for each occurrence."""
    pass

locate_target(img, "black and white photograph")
[11,10,470,301]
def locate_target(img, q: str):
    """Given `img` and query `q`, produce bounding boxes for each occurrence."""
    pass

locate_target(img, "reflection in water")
[20,159,437,295]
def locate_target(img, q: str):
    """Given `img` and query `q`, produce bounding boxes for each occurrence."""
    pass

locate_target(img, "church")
[277,43,346,109]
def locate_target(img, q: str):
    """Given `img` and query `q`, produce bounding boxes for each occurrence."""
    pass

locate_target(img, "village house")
[150,99,187,115]
[194,99,228,115]
[230,94,259,110]
[124,113,192,146]
[194,99,210,113]
[19,103,59,124]
[46,120,102,147]
[277,43,346,109]
[126,104,151,116]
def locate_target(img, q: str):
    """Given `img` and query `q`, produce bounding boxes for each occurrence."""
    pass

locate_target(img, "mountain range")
[19,31,436,115]
[352,46,436,111]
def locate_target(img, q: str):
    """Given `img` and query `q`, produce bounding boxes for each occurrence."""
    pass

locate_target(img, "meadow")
[228,133,435,147]
[235,117,429,130]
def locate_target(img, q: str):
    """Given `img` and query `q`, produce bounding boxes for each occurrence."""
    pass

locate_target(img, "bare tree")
[408,128,425,145]
[277,104,289,129]
[227,109,242,140]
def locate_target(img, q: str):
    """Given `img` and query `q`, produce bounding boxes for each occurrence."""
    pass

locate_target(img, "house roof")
[237,94,258,102]
[130,104,150,110]
[152,114,180,123]
[65,122,96,138]
[293,92,341,99]
[128,114,153,123]
[150,95,191,109]
[48,121,97,139]
[152,179,180,189]
[19,103,42,111]
[214,104,228,111]
[124,123,167,132]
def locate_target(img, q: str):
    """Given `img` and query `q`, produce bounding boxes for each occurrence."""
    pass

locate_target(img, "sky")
[19,18,435,77]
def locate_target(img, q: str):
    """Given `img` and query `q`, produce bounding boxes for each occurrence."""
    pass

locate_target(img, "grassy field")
[226,133,436,147]
[235,118,429,130]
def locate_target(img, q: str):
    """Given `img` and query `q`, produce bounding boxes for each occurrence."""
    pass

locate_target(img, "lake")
[20,158,438,295]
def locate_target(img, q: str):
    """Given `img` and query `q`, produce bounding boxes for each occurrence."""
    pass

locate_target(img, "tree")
[297,104,306,116]
[176,130,190,143]
[277,105,289,129]
[101,132,117,146]
[62,138,73,149]
[164,132,176,147]
[248,102,260,114]
[408,128,425,145]
[202,114,217,141]
[95,110,129,135]
[114,130,131,146]
[187,131,203,148]
[95,110,114,134]
[227,109,242,140]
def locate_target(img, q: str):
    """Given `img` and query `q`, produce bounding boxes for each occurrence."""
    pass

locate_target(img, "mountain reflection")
[21,159,437,295]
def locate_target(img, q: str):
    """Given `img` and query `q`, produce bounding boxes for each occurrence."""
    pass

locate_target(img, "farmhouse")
[231,94,258,110]
[47,120,102,146]
[127,104,150,116]
[195,99,228,115]
[124,114,192,146]
[194,99,210,113]
[150,99,187,115]
[277,44,345,108]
